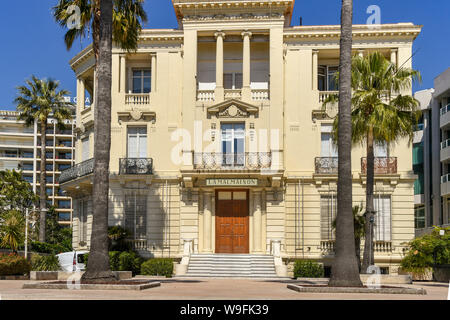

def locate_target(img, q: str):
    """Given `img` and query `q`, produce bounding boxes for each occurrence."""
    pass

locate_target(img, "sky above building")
[0,0,448,110]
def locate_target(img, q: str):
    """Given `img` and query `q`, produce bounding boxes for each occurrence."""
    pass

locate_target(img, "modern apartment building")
[0,110,75,226]
[61,0,421,275]
[414,68,450,236]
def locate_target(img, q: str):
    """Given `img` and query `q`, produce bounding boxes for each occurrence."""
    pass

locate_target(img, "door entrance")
[215,190,249,254]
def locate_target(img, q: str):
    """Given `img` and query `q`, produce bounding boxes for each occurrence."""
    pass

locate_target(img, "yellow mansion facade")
[61,0,421,276]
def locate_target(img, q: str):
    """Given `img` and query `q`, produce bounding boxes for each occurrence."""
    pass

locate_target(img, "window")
[58,200,71,209]
[79,200,88,242]
[124,193,147,240]
[374,142,388,157]
[321,133,338,157]
[46,187,52,196]
[320,195,337,240]
[58,164,71,171]
[132,69,151,93]
[318,65,339,91]
[221,123,245,166]
[224,73,243,89]
[58,212,71,222]
[414,206,425,229]
[82,138,89,161]
[127,127,147,158]
[373,195,391,241]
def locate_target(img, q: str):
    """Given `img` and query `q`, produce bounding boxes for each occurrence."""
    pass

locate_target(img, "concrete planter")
[398,268,433,281]
[30,271,132,281]
[433,265,450,282]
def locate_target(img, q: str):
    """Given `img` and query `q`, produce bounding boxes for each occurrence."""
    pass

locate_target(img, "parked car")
[56,251,88,272]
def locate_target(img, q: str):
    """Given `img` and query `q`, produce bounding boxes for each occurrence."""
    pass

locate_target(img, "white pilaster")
[214,31,225,102]
[312,50,319,91]
[242,31,252,101]
[151,53,157,92]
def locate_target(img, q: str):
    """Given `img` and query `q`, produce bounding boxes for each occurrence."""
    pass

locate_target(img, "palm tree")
[333,205,366,271]
[328,0,363,287]
[324,52,421,274]
[53,0,147,282]
[53,0,147,106]
[80,0,115,282]
[14,77,73,242]
[0,210,25,253]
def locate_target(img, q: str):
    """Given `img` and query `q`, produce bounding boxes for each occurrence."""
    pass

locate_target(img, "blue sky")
[0,0,448,110]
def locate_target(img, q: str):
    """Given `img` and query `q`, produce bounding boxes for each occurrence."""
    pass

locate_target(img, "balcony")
[196,88,269,103]
[440,104,450,129]
[319,91,338,103]
[193,152,272,171]
[125,93,150,106]
[59,158,94,184]
[361,157,397,174]
[441,139,450,163]
[315,157,338,174]
[119,158,153,175]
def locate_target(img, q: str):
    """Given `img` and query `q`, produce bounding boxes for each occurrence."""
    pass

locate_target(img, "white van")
[56,251,89,272]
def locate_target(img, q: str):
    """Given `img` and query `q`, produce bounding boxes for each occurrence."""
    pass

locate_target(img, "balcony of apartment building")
[196,32,270,104]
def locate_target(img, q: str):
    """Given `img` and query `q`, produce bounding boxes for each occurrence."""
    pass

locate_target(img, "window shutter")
[374,142,388,157]
[321,133,331,157]
[235,73,243,89]
[82,138,89,161]
[321,195,336,240]
[128,135,138,158]
[223,73,233,89]
[374,196,391,241]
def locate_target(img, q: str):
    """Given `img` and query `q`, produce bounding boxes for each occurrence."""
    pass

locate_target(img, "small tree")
[0,210,25,253]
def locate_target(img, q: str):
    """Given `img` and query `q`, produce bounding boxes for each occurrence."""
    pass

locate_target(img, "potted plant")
[400,227,449,281]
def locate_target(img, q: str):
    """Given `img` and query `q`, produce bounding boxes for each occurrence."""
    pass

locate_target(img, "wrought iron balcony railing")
[315,157,338,174]
[361,157,397,174]
[119,158,153,175]
[193,152,271,170]
[59,158,94,184]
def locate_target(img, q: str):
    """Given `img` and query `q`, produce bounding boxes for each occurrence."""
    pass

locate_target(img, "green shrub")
[118,251,143,275]
[0,253,31,275]
[31,254,60,271]
[109,251,121,270]
[400,226,450,275]
[141,258,173,278]
[293,260,324,278]
[82,251,142,275]
[30,241,67,254]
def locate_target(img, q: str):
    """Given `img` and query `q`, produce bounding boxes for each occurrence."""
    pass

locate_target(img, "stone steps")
[183,254,280,278]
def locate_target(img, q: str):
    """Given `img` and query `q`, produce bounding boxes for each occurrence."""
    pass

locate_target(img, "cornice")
[284,23,422,41]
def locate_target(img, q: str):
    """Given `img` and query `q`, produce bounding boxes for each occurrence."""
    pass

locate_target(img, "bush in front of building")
[293,260,324,278]
[400,226,450,276]
[31,254,60,271]
[0,253,31,276]
[30,241,68,255]
[83,251,143,276]
[140,258,173,278]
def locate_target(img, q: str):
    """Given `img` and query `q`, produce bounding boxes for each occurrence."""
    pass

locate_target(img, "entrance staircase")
[183,254,281,278]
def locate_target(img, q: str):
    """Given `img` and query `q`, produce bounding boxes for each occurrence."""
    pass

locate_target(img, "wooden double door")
[215,189,249,254]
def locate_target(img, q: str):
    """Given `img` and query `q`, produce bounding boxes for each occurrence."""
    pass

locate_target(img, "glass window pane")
[133,70,142,77]
[143,77,151,93]
[218,192,232,200]
[143,70,151,77]
[233,192,246,200]
[132,77,142,93]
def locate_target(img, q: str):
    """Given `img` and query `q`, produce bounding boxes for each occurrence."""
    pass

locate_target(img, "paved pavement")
[0,278,448,300]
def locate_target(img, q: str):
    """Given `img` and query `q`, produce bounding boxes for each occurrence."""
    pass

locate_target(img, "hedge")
[293,260,324,278]
[30,241,68,255]
[0,253,31,276]
[141,258,173,278]
[84,251,143,276]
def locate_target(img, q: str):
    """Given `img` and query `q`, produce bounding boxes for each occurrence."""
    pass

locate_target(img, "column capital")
[150,52,157,57]
[390,48,398,53]
[241,30,252,39]
[214,31,225,39]
[312,49,319,55]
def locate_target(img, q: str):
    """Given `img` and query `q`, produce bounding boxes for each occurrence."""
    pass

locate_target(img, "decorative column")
[92,70,97,105]
[120,55,126,93]
[77,77,86,110]
[262,189,267,253]
[203,191,213,253]
[214,31,225,102]
[390,49,398,66]
[151,53,157,92]
[253,190,262,253]
[312,50,319,91]
[242,31,252,101]
[358,49,364,58]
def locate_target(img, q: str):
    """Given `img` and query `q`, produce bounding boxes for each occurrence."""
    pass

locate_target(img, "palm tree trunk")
[81,0,115,281]
[329,0,362,287]
[361,126,375,273]
[39,120,47,242]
